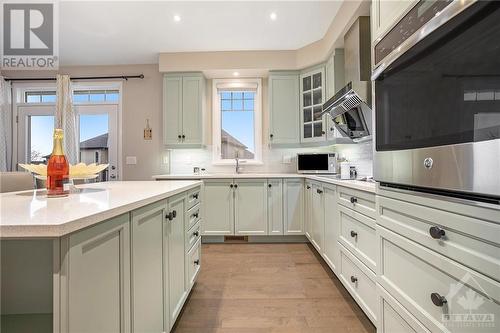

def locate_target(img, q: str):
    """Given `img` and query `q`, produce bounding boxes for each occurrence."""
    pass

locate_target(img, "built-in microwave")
[372,0,500,202]
[297,153,338,174]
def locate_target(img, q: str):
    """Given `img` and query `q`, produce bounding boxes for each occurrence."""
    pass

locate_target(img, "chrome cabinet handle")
[350,197,357,204]
[431,293,447,307]
[350,276,358,283]
[350,230,358,238]
[429,226,445,239]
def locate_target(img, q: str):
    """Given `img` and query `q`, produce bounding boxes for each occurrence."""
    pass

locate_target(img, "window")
[24,90,119,103]
[25,91,56,103]
[212,79,262,164]
[28,115,54,163]
[73,90,119,103]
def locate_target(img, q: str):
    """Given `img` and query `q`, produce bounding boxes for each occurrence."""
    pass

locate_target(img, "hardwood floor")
[173,243,376,333]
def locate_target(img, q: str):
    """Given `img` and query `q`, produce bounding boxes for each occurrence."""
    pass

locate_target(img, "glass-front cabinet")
[300,68,325,142]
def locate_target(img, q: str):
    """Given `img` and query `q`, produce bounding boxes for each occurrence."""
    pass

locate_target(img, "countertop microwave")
[297,153,338,174]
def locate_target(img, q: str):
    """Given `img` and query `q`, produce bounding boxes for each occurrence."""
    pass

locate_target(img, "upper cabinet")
[371,0,416,43]
[163,73,205,147]
[300,67,325,143]
[268,73,300,145]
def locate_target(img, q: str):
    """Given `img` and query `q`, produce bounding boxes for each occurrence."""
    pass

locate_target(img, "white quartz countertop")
[0,180,202,238]
[153,173,376,194]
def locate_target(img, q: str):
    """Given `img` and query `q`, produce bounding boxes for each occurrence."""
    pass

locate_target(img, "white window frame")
[212,78,262,165]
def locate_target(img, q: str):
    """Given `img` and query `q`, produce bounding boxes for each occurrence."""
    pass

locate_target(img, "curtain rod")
[3,74,145,82]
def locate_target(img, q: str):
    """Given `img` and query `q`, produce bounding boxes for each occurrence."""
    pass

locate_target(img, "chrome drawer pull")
[350,197,357,204]
[350,276,358,283]
[431,293,447,307]
[429,226,445,239]
[350,230,358,238]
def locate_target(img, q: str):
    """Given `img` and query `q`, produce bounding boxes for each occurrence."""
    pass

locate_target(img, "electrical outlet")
[282,155,292,164]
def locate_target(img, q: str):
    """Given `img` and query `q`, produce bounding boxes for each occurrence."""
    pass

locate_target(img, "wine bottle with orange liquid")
[47,129,70,197]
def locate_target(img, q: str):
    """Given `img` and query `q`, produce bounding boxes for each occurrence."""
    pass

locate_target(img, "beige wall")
[2,64,167,180]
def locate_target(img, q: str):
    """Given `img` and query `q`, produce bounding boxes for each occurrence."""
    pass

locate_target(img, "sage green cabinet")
[322,184,339,272]
[268,73,300,145]
[131,200,167,333]
[167,194,188,328]
[300,68,325,143]
[283,178,304,235]
[234,180,268,235]
[202,180,234,235]
[304,180,313,240]
[61,214,131,333]
[311,182,325,253]
[267,179,284,235]
[163,73,204,147]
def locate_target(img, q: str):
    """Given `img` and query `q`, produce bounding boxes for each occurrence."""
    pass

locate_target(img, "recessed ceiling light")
[173,15,181,22]
[233,72,240,77]
[270,12,277,21]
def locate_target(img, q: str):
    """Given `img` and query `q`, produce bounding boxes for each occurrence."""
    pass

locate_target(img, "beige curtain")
[0,77,12,171]
[55,74,78,164]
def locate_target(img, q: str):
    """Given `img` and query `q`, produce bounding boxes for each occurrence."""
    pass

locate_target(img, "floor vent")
[224,236,248,243]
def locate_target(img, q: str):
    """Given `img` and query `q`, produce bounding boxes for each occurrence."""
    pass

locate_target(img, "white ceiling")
[59,1,343,66]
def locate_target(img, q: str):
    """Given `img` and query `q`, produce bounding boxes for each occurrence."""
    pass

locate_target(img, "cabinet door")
[268,74,300,144]
[311,183,325,252]
[372,0,415,42]
[300,68,326,143]
[164,76,183,145]
[284,179,304,235]
[182,76,203,145]
[64,214,130,333]
[202,180,234,235]
[131,201,166,333]
[167,194,187,328]
[234,180,268,235]
[323,185,339,272]
[267,179,283,235]
[325,50,345,141]
[304,181,313,240]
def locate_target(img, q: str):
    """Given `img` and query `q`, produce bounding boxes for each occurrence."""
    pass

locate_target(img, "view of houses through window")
[220,91,255,159]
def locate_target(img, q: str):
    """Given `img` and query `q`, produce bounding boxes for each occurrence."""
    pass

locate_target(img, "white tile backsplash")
[168,141,373,176]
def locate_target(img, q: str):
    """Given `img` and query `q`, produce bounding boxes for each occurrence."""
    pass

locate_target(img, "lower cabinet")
[61,214,131,333]
[311,182,325,253]
[61,186,202,333]
[234,180,268,235]
[167,194,188,327]
[304,180,313,240]
[202,180,234,235]
[131,200,166,333]
[322,184,339,272]
[284,178,304,235]
[268,179,284,235]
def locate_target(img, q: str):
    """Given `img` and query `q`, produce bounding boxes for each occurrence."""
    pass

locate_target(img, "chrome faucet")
[235,151,242,174]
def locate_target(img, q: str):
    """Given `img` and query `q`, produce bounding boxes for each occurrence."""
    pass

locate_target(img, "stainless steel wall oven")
[373,0,500,203]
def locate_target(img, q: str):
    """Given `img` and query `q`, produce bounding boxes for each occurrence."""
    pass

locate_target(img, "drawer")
[338,205,377,272]
[186,203,201,231]
[186,238,201,290]
[186,221,201,253]
[338,243,377,324]
[378,226,500,333]
[186,187,201,210]
[378,195,500,282]
[378,285,430,333]
[337,186,376,219]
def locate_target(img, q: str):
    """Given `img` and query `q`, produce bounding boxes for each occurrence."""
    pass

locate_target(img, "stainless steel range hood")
[321,16,373,142]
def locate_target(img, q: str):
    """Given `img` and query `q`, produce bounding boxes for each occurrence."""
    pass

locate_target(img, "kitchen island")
[0,180,202,333]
